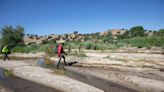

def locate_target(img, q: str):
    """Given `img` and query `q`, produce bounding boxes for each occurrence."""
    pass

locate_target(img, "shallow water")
[0,68,14,80]
[0,68,62,92]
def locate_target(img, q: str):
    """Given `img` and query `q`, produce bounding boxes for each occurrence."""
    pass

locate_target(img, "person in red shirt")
[57,43,67,69]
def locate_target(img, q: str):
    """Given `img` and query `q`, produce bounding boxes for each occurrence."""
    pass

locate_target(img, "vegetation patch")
[0,25,163,56]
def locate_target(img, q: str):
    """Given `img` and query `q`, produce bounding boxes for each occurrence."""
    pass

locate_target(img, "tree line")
[0,25,163,48]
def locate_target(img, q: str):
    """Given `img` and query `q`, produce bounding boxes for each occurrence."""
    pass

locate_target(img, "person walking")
[2,45,10,61]
[56,41,67,69]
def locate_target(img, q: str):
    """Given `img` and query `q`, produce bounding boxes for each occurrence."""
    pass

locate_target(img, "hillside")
[23,29,132,45]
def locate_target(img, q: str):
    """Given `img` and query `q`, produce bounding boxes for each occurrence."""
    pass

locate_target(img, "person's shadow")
[67,61,78,66]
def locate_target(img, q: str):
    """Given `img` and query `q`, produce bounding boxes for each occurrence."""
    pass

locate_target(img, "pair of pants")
[57,54,67,68]
[3,52,9,61]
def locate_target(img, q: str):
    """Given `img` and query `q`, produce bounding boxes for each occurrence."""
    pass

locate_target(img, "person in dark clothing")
[57,43,67,69]
[2,45,10,61]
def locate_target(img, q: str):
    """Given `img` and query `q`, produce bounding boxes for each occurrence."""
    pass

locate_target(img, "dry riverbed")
[0,49,164,92]
[64,50,164,92]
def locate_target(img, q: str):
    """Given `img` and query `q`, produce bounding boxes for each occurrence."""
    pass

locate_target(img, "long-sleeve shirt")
[57,44,63,57]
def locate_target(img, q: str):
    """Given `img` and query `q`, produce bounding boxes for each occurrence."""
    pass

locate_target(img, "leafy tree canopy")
[0,25,25,47]
[158,29,164,36]
[130,26,145,37]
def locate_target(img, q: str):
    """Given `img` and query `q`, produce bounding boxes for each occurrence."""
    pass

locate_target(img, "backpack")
[0,46,4,54]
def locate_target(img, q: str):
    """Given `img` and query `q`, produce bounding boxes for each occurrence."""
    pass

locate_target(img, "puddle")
[0,68,14,80]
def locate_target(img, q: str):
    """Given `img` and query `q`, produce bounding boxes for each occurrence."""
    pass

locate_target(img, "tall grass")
[120,36,164,48]
[12,45,37,53]
[11,36,164,54]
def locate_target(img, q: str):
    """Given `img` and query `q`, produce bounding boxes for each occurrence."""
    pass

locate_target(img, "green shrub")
[45,46,53,57]
[84,41,94,50]
[12,45,37,53]
[95,43,108,50]
[37,44,50,52]
[120,36,164,48]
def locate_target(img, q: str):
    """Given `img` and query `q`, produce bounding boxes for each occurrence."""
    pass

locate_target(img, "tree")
[117,30,130,39]
[102,32,114,43]
[0,25,25,46]
[130,26,145,37]
[14,26,25,44]
[74,31,78,34]
[84,36,90,41]
[158,29,164,36]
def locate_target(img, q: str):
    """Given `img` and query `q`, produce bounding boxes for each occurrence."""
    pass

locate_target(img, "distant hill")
[100,29,126,36]
[24,33,85,45]
[24,29,153,45]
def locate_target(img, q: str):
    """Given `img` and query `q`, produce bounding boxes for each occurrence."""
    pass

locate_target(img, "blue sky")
[0,0,164,35]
